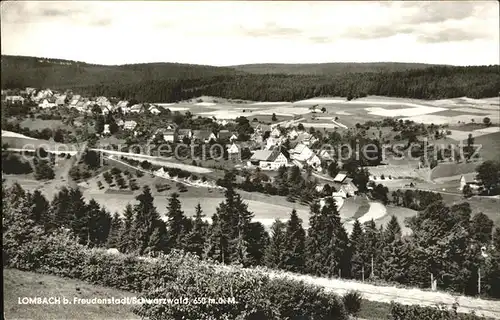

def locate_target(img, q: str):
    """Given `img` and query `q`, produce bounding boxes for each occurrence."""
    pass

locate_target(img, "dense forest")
[2,55,499,101]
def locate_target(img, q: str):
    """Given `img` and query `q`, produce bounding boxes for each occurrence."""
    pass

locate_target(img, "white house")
[129,104,143,113]
[149,107,161,115]
[123,120,138,130]
[331,172,358,198]
[287,129,299,140]
[38,98,56,109]
[270,127,282,138]
[103,124,111,135]
[248,149,288,170]
[290,143,321,169]
[227,143,241,161]
[5,95,25,104]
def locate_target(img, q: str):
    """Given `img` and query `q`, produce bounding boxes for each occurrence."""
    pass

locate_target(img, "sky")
[1,1,498,66]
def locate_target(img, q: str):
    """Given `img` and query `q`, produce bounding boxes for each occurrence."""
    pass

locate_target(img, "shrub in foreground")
[3,228,348,320]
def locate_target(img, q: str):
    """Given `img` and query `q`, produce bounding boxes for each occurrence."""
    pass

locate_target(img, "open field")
[431,162,480,180]
[447,126,500,141]
[20,118,72,131]
[4,268,138,320]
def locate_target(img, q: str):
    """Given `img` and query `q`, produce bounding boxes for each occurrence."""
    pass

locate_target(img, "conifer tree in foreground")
[283,209,306,273]
[132,186,161,254]
[26,189,50,229]
[68,188,90,245]
[306,198,349,277]
[349,219,365,280]
[264,219,287,269]
[166,192,191,251]
[107,212,123,248]
[205,185,255,266]
[185,203,208,257]
[384,215,402,244]
[119,204,135,253]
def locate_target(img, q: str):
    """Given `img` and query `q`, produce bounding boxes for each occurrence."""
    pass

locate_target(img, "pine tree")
[119,204,135,253]
[384,216,402,244]
[350,219,365,279]
[283,209,306,273]
[166,192,189,251]
[26,190,49,227]
[361,219,381,278]
[107,212,123,248]
[49,187,71,230]
[185,203,208,257]
[86,199,102,246]
[68,188,89,245]
[306,198,349,277]
[205,186,254,265]
[245,221,269,266]
[494,228,500,251]
[146,221,167,255]
[264,219,287,269]
[132,186,160,254]
[470,212,494,244]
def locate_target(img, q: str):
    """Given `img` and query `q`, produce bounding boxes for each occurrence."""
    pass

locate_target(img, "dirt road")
[263,270,500,319]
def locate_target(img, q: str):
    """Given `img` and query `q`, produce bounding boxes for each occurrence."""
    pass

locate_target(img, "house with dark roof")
[218,130,233,141]
[192,130,217,143]
[177,129,192,142]
[331,171,358,198]
[248,149,288,170]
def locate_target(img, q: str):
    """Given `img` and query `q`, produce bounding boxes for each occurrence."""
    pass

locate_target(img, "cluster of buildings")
[1,87,166,116]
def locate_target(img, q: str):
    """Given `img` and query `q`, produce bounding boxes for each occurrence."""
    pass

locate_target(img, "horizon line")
[5,53,498,68]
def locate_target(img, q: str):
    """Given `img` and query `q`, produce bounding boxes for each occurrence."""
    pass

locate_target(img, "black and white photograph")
[1,1,500,319]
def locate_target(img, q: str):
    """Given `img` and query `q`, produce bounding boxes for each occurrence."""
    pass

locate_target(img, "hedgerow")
[3,228,348,320]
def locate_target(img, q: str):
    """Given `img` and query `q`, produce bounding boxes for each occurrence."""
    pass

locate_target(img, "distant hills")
[1,55,443,89]
[1,55,499,102]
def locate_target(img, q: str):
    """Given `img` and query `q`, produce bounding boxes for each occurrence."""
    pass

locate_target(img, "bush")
[388,302,483,320]
[3,228,348,320]
[342,290,362,316]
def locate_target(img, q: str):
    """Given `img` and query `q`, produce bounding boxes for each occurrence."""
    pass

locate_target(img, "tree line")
[3,179,499,299]
[69,65,500,102]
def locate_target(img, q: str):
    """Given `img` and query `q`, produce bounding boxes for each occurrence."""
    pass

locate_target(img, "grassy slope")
[3,268,138,320]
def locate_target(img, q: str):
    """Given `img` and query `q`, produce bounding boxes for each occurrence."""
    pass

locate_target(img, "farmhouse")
[290,143,321,169]
[129,104,143,113]
[331,172,358,198]
[123,120,138,130]
[5,95,25,105]
[103,124,111,135]
[227,143,241,161]
[70,95,81,107]
[287,129,299,140]
[192,130,217,143]
[248,149,288,170]
[270,127,282,138]
[177,129,192,142]
[55,95,66,106]
[459,173,481,191]
[149,107,161,115]
[38,98,56,109]
[155,125,178,142]
[218,130,233,141]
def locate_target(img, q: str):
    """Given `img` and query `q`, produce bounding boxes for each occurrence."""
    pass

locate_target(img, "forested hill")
[79,66,500,102]
[0,55,244,89]
[230,62,441,76]
[2,55,499,101]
